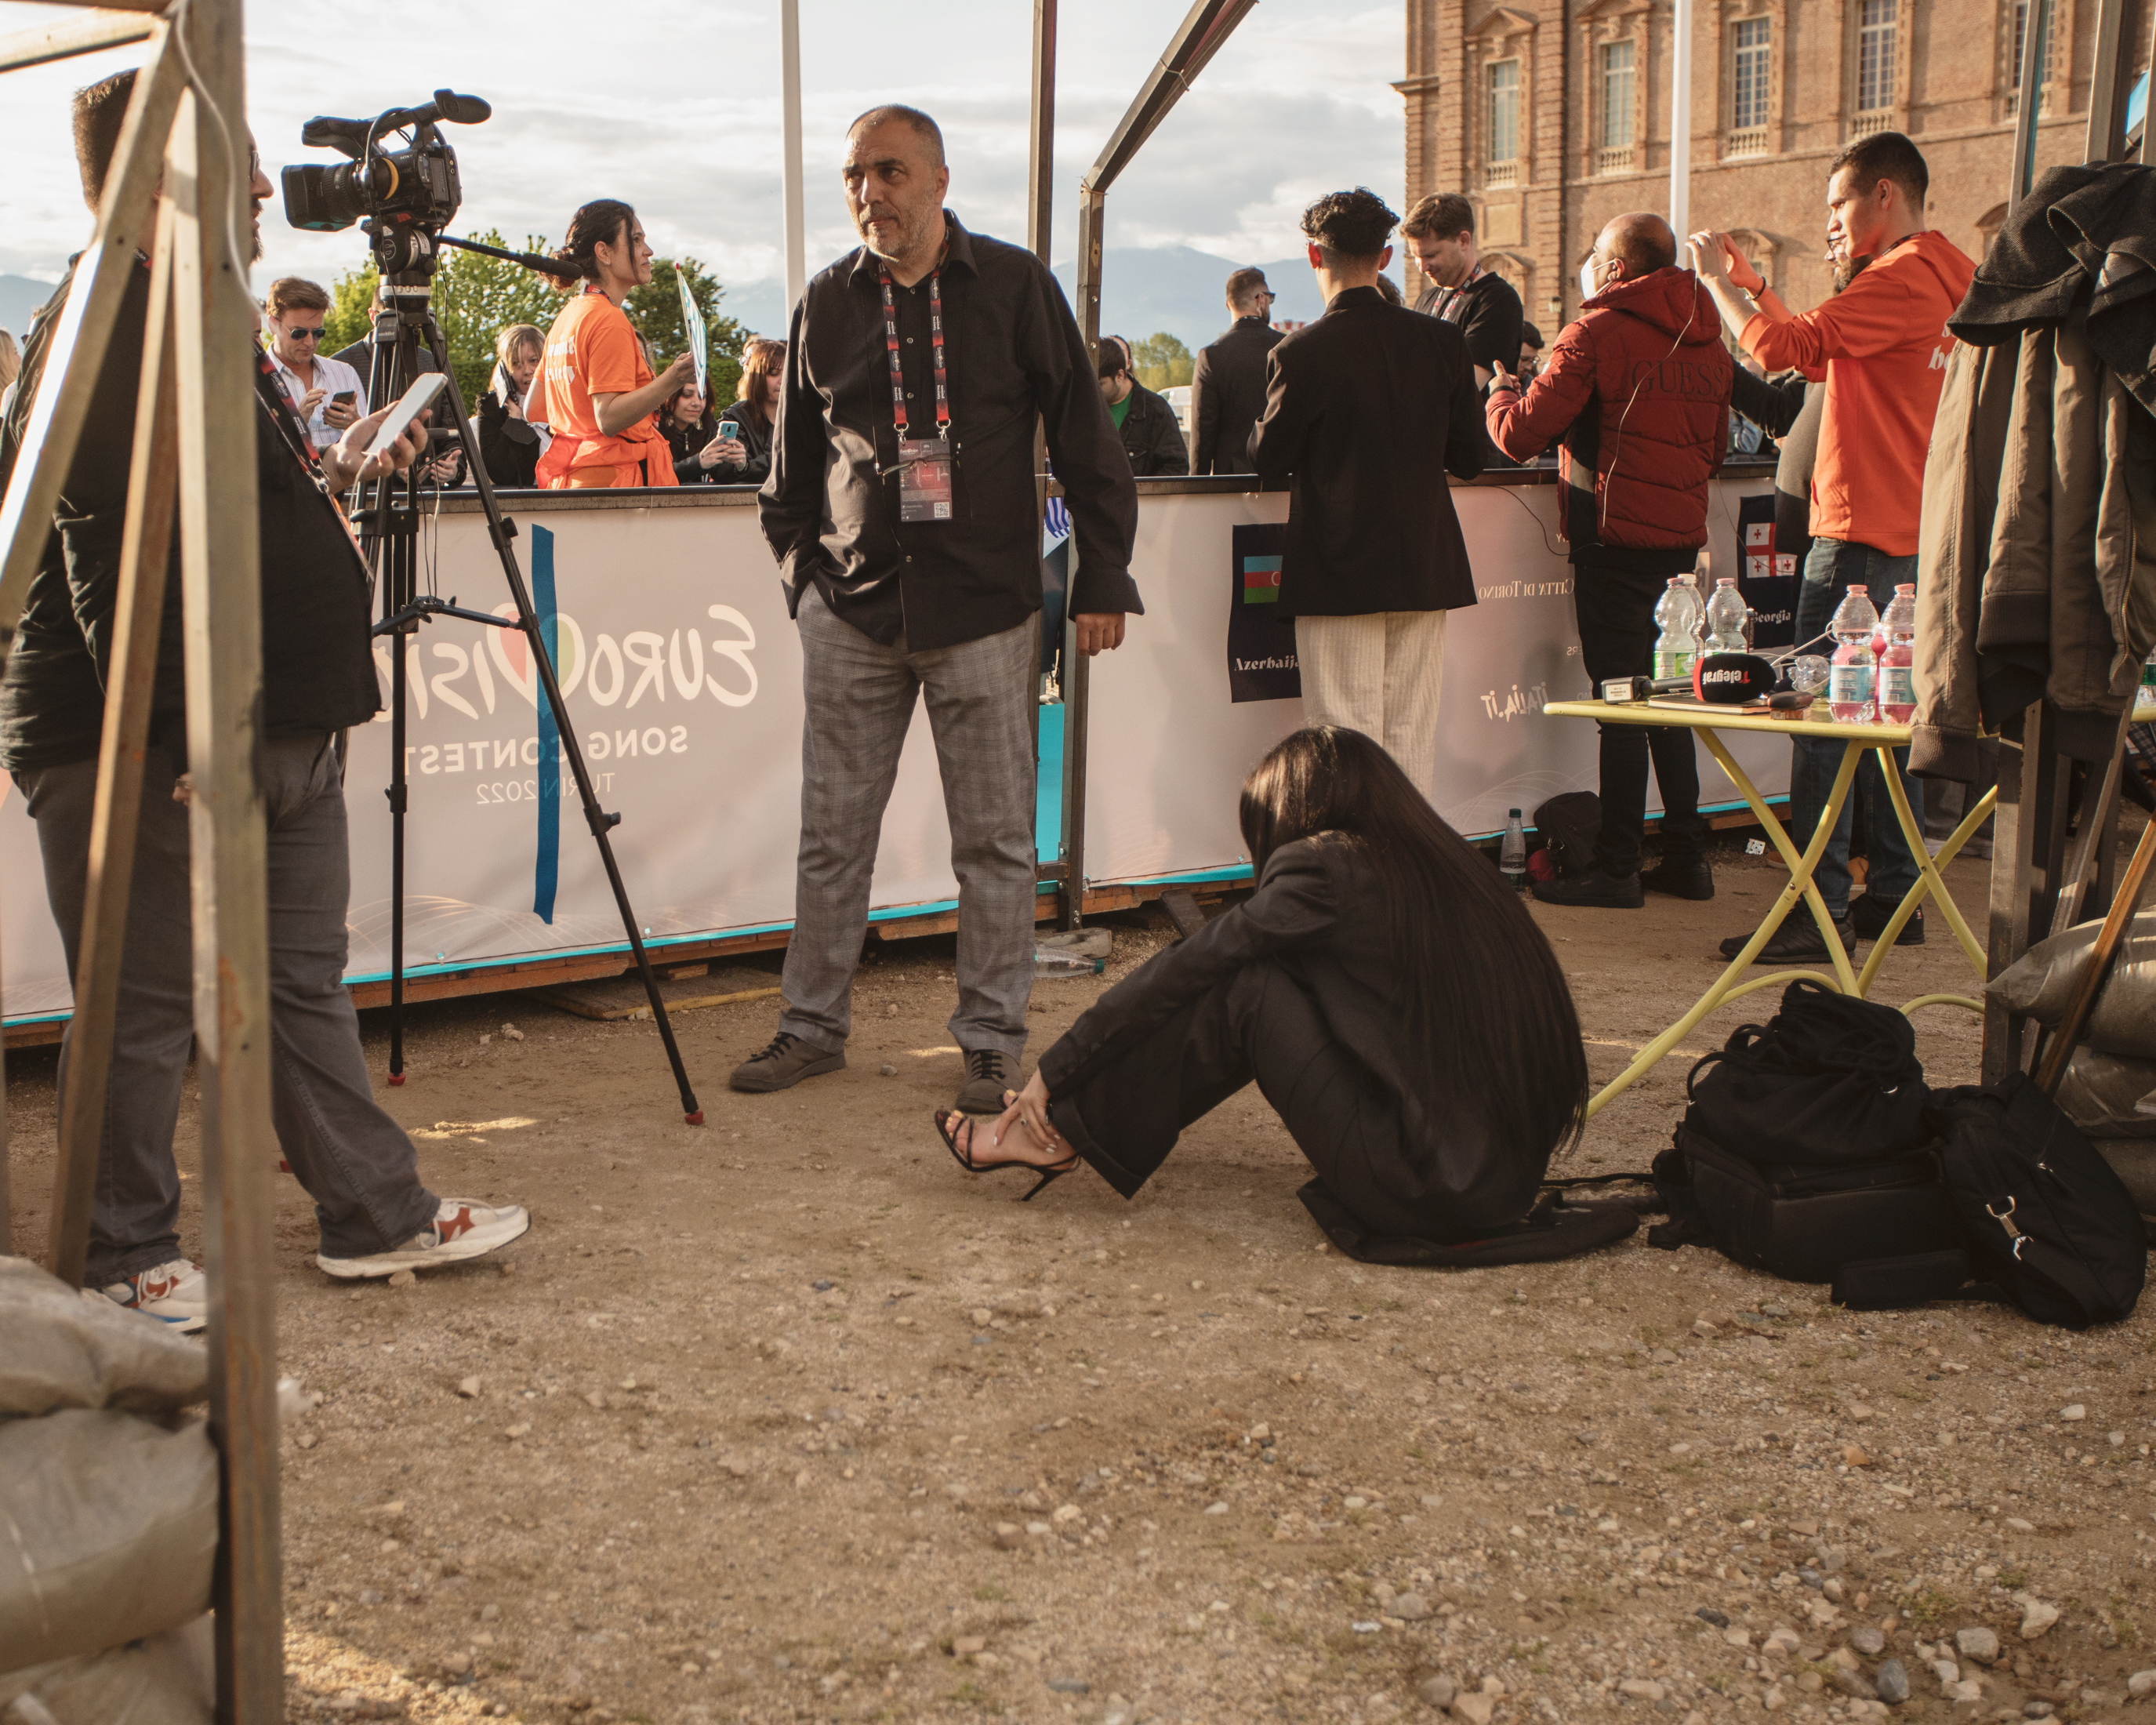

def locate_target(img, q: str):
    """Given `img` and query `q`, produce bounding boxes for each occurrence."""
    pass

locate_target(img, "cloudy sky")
[2,0,1404,336]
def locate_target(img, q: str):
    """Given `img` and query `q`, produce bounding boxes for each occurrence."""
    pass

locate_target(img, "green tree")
[1131,331,1194,390]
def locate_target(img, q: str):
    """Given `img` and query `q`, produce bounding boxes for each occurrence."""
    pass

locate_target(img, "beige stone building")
[1398,0,2148,330]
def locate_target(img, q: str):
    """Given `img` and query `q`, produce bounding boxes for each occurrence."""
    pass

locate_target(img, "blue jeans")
[1790,538,1926,921]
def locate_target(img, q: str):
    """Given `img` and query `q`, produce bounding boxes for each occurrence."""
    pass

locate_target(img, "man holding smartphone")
[263,275,365,452]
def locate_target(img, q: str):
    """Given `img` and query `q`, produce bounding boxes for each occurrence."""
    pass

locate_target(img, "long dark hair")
[731,336,786,434]
[1239,726,1588,1165]
[547,199,637,289]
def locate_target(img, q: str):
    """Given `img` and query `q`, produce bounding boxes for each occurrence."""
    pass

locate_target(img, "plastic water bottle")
[1827,586,1882,723]
[1876,583,1918,724]
[1704,576,1751,655]
[1500,808,1528,892]
[1033,948,1104,978]
[1652,577,1702,682]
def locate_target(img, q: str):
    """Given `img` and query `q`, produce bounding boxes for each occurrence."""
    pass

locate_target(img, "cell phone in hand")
[717,420,739,441]
[331,390,357,407]
[364,372,450,462]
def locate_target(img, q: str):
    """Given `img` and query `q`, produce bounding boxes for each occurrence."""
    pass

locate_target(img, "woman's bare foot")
[946,1105,1069,1170]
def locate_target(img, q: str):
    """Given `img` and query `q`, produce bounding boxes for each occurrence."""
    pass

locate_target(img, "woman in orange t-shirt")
[535,199,695,488]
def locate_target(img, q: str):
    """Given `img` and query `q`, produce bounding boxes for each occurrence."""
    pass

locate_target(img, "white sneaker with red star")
[314,1197,529,1280]
[101,1258,209,1333]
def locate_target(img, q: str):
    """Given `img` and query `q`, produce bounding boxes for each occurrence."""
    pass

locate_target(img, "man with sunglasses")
[263,276,363,450]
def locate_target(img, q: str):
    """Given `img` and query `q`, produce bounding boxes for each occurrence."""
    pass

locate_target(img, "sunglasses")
[288,328,325,341]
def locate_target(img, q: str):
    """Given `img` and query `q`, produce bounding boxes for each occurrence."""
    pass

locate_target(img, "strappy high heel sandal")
[935,1107,1080,1203]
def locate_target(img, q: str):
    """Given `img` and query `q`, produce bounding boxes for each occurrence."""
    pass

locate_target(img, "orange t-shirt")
[534,288,678,488]
[1738,230,1973,557]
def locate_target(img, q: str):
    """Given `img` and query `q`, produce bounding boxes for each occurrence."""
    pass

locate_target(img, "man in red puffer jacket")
[1486,212,1733,910]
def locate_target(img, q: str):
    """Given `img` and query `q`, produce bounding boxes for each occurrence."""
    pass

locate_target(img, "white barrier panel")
[1083,476,1788,885]
[1,476,1786,1025]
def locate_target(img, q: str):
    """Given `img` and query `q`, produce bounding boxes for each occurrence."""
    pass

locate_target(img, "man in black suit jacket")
[1190,267,1279,475]
[1250,188,1485,800]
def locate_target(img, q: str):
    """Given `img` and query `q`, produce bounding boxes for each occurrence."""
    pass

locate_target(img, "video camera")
[282,92,489,271]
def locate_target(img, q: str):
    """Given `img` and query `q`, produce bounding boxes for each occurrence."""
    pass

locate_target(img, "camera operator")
[0,71,528,1324]
[477,322,547,488]
[534,198,692,488]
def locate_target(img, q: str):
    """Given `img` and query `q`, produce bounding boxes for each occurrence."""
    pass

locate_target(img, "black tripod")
[348,222,704,1124]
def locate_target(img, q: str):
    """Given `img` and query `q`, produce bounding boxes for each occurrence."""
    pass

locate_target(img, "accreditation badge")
[896,438,954,522]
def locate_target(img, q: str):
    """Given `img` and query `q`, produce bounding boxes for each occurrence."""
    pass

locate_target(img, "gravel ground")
[7,829,2154,1725]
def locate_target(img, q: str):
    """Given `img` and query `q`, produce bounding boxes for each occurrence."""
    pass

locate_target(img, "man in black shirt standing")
[1190,267,1279,475]
[742,104,1139,1114]
[0,73,528,1326]
[1401,194,1523,390]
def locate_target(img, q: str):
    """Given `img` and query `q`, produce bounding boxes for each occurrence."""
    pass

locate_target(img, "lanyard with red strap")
[877,263,954,521]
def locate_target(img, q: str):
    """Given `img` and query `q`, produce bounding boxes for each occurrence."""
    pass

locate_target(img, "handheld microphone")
[1690,652,1779,704]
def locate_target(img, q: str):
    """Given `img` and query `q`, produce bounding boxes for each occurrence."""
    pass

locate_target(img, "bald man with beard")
[1484,212,1733,910]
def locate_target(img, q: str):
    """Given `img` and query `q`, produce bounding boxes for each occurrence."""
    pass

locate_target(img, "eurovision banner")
[1226,522,1299,702]
[0,477,1787,1026]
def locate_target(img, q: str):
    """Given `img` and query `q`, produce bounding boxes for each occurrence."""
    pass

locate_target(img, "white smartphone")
[364,372,451,462]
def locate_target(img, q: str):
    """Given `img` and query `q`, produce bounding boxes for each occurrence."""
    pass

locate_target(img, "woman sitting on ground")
[938,726,1589,1240]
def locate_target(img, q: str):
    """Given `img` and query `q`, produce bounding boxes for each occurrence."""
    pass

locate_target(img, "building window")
[1599,38,1636,172]
[1856,0,1897,119]
[1726,16,1771,157]
[1486,57,1521,180]
[2009,0,2055,115]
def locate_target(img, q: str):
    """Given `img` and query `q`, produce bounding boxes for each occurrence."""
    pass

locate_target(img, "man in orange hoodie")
[1690,131,1973,963]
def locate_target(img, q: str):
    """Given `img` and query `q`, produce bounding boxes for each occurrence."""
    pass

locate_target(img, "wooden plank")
[49,194,180,1287]
[535,968,782,1022]
[19,0,167,12]
[0,24,180,659]
[1158,887,1207,939]
[1982,710,2033,1086]
[165,23,283,1714]
[0,8,153,72]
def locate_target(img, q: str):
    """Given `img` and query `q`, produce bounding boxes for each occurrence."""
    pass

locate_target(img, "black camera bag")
[1681,979,1929,1166]
[1900,1076,2146,1328]
[1651,1124,1960,1284]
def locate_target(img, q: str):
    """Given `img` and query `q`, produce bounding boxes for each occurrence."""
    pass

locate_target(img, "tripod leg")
[422,319,705,1123]
[387,626,408,1084]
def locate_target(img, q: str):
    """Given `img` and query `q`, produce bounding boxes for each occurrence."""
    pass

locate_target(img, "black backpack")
[1680,979,1930,1165]
[1532,792,1602,880]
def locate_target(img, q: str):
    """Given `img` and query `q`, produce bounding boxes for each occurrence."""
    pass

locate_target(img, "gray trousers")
[20,732,437,1281]
[779,586,1037,1059]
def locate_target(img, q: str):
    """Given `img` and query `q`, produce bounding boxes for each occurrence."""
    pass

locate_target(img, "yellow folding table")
[1541,700,1998,1119]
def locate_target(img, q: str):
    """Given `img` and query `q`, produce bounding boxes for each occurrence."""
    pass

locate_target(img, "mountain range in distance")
[0,274,58,342]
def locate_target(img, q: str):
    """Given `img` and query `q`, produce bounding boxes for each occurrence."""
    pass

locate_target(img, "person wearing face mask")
[1689,130,1973,964]
[1483,212,1732,910]
[740,104,1138,1117]
[477,322,547,488]
[534,199,694,488]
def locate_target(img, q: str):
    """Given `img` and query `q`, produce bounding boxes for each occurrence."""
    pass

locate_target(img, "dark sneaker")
[1850,894,1926,945]
[730,1030,845,1092]
[1642,856,1715,900]
[1719,915,1856,963]
[1530,870,1645,909]
[955,1048,1018,1114]
[317,1199,529,1280]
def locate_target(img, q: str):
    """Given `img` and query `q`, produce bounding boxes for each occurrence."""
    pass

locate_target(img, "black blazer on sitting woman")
[663,410,723,484]
[1002,726,1589,1244]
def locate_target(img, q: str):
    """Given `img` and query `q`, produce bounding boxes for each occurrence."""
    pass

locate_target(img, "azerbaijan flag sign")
[1227,522,1300,703]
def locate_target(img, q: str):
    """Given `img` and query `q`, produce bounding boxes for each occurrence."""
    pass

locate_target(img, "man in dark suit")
[1190,267,1279,475]
[1250,188,1486,799]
